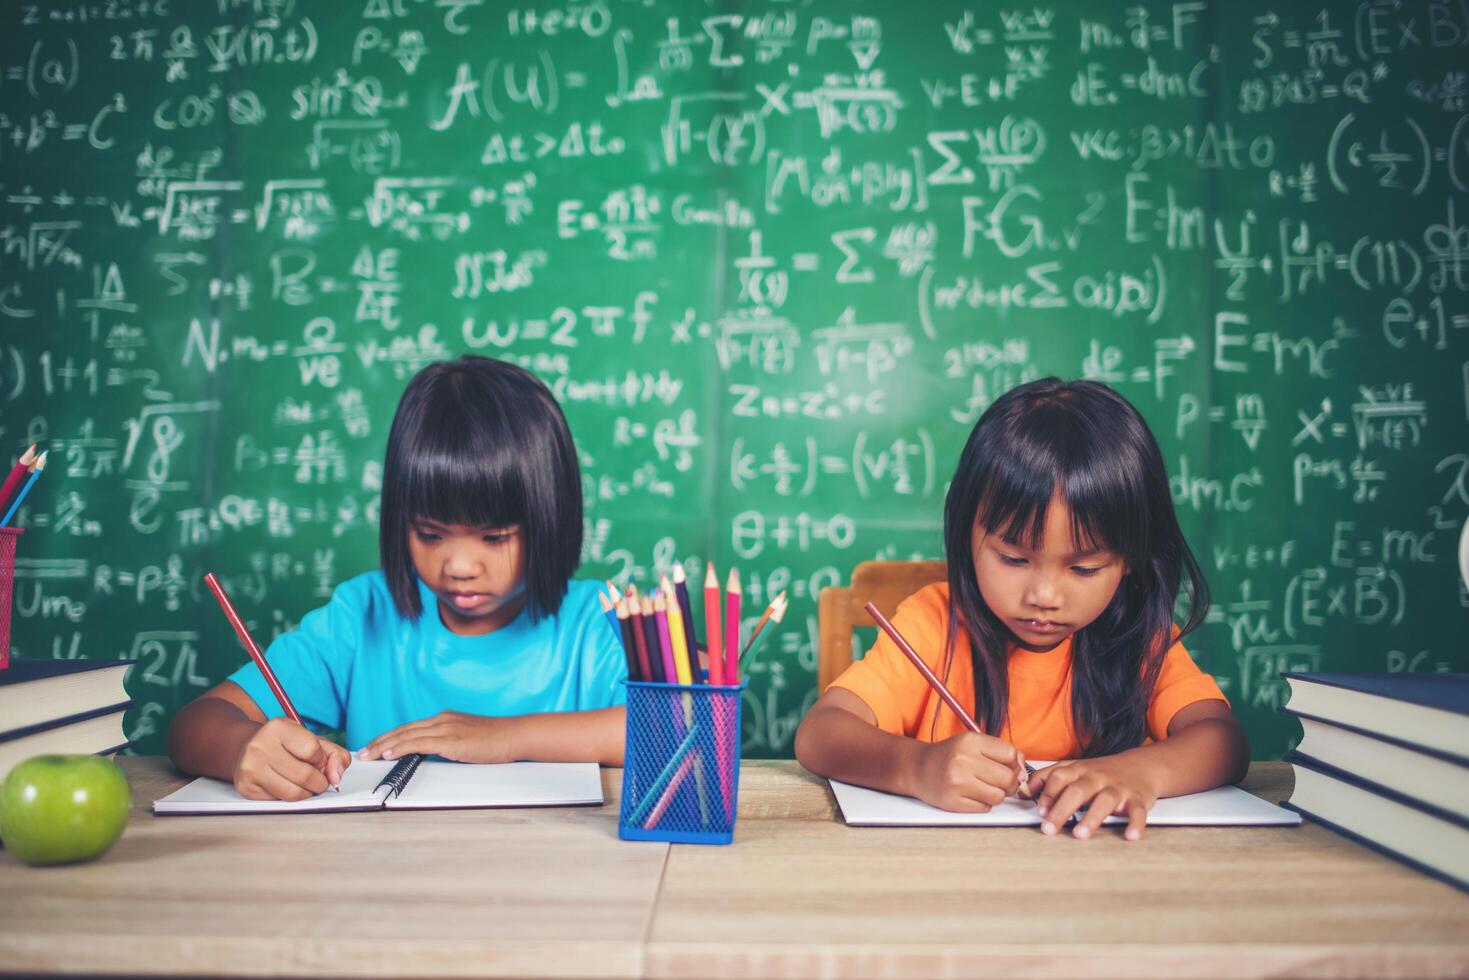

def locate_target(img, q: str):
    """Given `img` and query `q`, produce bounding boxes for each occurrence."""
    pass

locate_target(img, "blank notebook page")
[831,768,1301,827]
[387,760,603,808]
[152,760,395,813]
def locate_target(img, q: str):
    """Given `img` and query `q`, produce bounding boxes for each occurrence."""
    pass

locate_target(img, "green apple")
[0,754,131,866]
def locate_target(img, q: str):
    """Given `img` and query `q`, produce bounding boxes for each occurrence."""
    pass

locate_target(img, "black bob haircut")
[379,355,583,623]
[942,377,1210,757]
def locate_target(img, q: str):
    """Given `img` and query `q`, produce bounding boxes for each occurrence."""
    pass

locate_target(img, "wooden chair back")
[816,560,947,691]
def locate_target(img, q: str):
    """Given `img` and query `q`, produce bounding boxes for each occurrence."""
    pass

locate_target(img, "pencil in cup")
[0,445,37,518]
[618,679,743,845]
[0,527,23,670]
[0,450,47,528]
[863,602,1035,794]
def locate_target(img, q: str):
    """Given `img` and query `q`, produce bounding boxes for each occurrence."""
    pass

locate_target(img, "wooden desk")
[2,759,1466,978]
[648,762,1469,978]
[0,757,668,978]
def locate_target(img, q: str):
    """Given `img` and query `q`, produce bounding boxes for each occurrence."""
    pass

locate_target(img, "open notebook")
[153,754,604,815]
[830,765,1300,827]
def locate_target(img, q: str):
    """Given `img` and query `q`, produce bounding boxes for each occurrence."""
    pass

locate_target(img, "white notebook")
[830,767,1300,828]
[153,754,604,815]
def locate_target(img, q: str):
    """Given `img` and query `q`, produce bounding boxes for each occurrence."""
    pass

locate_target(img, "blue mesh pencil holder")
[619,680,743,845]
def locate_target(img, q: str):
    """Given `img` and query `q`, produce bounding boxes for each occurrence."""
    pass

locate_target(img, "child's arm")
[1027,699,1250,841]
[357,705,628,767]
[167,681,351,800]
[795,688,1022,812]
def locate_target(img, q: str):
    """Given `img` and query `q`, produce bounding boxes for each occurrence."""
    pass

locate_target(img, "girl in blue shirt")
[168,356,628,801]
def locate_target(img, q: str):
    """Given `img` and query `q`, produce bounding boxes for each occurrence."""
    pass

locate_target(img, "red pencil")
[0,445,36,516]
[704,563,724,685]
[627,588,654,683]
[204,572,303,726]
[864,601,1033,794]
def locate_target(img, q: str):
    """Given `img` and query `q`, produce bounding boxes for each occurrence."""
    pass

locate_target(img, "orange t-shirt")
[828,582,1227,759]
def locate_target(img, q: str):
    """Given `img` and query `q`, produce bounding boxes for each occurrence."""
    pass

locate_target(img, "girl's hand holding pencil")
[908,731,1026,814]
[232,718,351,802]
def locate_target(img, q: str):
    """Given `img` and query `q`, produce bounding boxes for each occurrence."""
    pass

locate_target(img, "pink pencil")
[653,593,678,686]
[723,569,742,684]
[643,752,696,829]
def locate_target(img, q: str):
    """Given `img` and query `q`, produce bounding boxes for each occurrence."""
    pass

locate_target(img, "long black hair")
[941,378,1209,757]
[379,355,583,622]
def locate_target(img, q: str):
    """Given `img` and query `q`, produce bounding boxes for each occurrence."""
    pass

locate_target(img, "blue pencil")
[0,450,46,527]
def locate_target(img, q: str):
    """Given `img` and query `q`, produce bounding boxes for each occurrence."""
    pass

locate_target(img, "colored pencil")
[643,593,666,687]
[723,569,742,684]
[204,570,327,790]
[662,577,710,823]
[614,593,639,681]
[598,589,621,641]
[864,601,1034,793]
[643,751,696,830]
[672,563,702,683]
[653,593,678,686]
[704,563,724,685]
[640,590,669,681]
[0,444,36,516]
[629,722,700,825]
[662,577,693,685]
[0,451,46,528]
[628,588,653,683]
[739,590,788,665]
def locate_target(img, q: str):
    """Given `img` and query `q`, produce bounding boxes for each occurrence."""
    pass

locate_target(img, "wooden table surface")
[1,758,1466,978]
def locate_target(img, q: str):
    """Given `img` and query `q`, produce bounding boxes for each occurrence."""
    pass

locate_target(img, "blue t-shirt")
[229,573,627,751]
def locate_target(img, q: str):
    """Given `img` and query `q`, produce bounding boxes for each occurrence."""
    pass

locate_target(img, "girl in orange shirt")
[795,378,1250,840]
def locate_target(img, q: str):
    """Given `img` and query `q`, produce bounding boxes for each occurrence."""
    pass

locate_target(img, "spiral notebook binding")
[375,753,424,799]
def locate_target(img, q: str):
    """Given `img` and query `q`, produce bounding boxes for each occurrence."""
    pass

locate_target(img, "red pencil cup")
[0,528,23,669]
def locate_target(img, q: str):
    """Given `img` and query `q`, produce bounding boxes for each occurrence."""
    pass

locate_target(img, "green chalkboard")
[2,0,1466,760]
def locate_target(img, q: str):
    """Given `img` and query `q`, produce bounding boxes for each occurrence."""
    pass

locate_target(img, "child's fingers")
[954,773,1007,808]
[377,734,439,760]
[1039,780,1092,835]
[374,722,453,760]
[322,740,351,785]
[966,756,1022,797]
[1123,800,1149,841]
[360,718,436,758]
[976,736,1019,767]
[1035,764,1080,816]
[278,722,327,766]
[1071,788,1119,840]
[270,752,330,797]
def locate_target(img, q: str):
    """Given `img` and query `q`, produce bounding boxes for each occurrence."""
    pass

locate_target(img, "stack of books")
[1282,672,1468,891]
[0,659,134,783]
